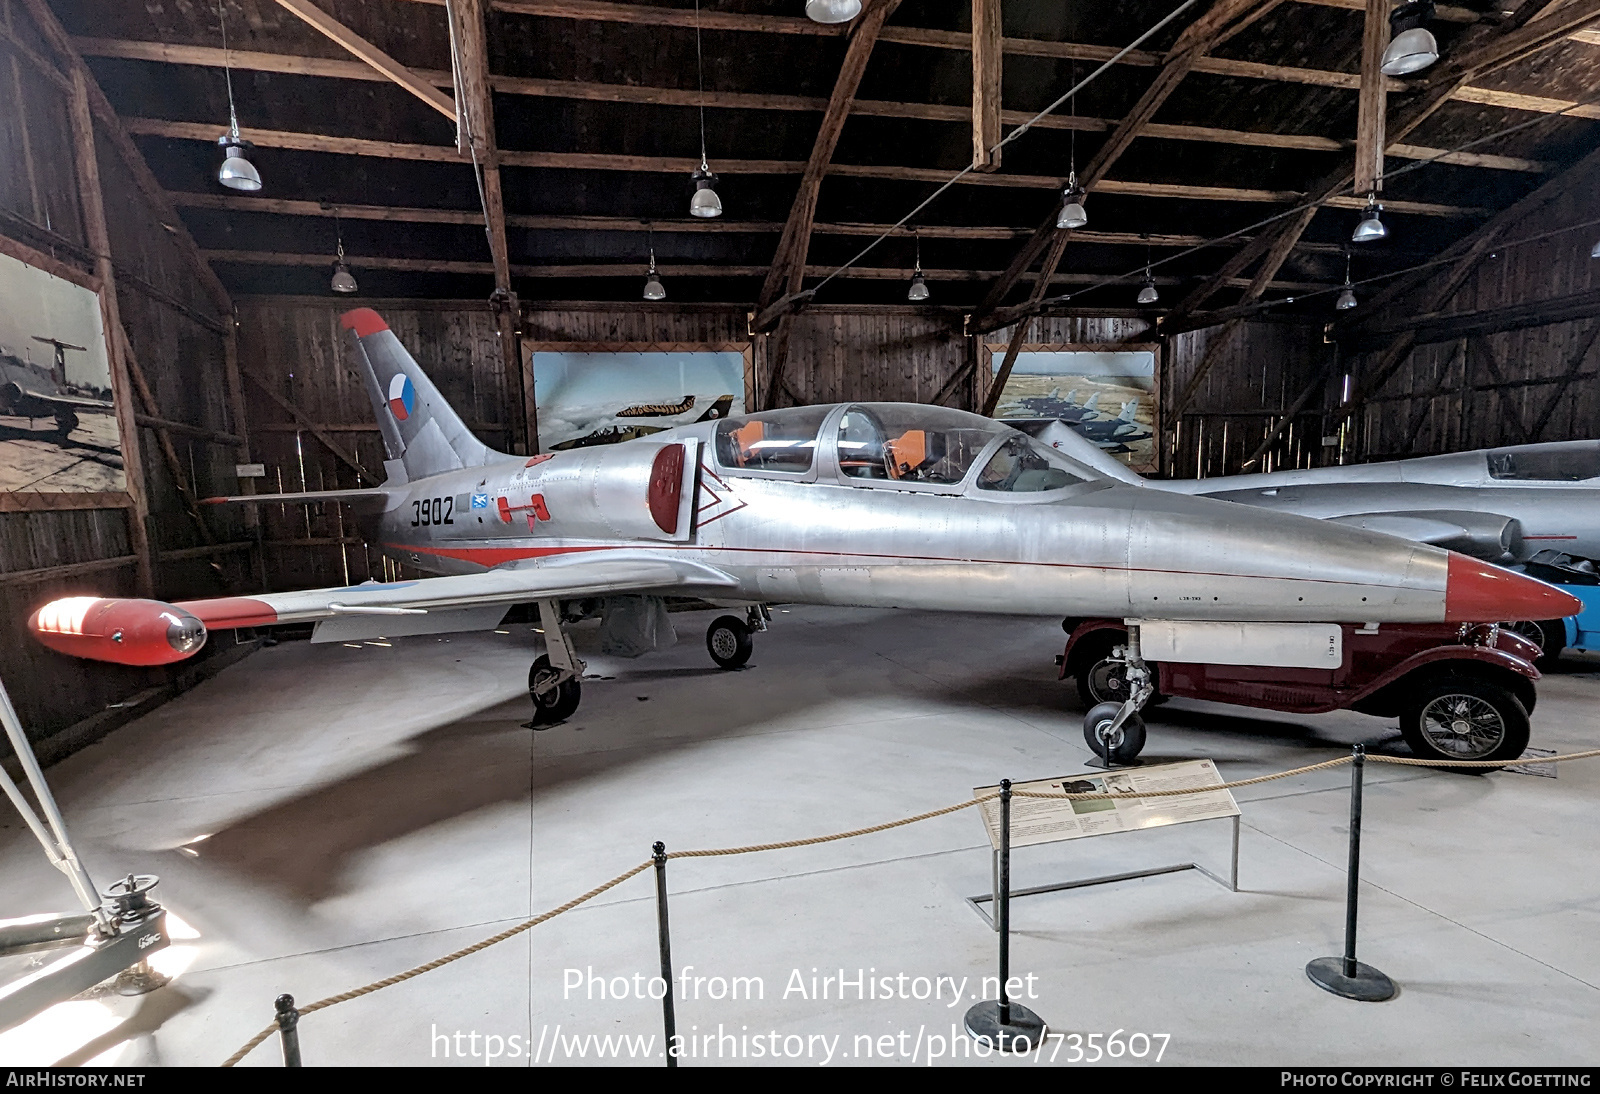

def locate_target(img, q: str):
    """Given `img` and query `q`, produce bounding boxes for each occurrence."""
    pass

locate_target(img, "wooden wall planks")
[1348,179,1600,461]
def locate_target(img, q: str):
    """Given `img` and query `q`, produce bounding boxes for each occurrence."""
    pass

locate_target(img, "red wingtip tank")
[29,597,208,666]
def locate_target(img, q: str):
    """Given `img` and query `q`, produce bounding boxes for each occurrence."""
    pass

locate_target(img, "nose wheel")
[1081,624,1153,766]
[527,599,585,728]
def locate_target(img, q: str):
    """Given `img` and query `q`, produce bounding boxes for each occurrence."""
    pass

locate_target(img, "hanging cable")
[806,0,1204,296]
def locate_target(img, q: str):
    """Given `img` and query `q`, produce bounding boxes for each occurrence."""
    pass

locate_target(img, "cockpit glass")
[714,406,831,473]
[1486,442,1600,482]
[977,434,1090,493]
[836,404,1007,486]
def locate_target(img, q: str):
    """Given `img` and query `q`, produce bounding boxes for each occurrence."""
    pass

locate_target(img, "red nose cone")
[1444,554,1583,623]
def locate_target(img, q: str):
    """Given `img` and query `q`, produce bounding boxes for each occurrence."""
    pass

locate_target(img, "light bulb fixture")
[690,158,722,218]
[907,230,929,302]
[214,1,261,191]
[805,0,862,23]
[1352,195,1387,243]
[1335,250,1357,310]
[687,0,723,218]
[329,212,357,294]
[643,230,666,301]
[1136,235,1158,304]
[1591,237,1600,259]
[1058,172,1088,230]
[1381,1,1439,76]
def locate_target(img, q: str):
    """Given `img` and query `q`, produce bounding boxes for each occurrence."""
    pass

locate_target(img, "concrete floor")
[1,606,1597,1067]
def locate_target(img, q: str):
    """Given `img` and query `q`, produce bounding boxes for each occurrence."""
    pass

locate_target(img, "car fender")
[1060,619,1125,680]
[1351,646,1539,717]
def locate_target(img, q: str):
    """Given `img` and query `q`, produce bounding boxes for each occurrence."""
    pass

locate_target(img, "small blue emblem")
[470,493,489,509]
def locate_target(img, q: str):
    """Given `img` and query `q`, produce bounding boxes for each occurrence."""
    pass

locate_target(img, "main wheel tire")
[54,408,78,436]
[1082,701,1147,764]
[1399,676,1530,771]
[706,615,753,669]
[528,654,581,726]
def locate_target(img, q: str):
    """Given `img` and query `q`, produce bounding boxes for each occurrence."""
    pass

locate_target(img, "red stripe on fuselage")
[173,596,279,627]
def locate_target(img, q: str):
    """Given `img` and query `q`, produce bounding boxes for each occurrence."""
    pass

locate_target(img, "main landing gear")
[528,599,584,727]
[706,605,770,670]
[1082,624,1153,765]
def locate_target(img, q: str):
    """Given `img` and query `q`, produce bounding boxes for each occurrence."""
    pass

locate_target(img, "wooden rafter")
[970,0,1001,170]
[758,0,901,310]
[977,0,1287,314]
[1169,0,1600,333]
[1353,0,1388,198]
[73,38,1562,172]
[271,0,456,119]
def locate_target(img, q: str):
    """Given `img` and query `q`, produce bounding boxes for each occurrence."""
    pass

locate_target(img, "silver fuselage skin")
[358,405,1458,625]
[1156,440,1600,561]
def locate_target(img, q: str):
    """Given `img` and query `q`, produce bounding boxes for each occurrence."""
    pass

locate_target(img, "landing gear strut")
[528,599,584,727]
[706,605,769,670]
[1082,623,1152,766]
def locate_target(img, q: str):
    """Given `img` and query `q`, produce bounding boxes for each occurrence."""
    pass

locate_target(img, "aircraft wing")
[177,552,741,627]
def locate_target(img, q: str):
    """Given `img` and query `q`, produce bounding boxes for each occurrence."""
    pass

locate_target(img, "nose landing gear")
[528,599,585,727]
[1082,624,1152,766]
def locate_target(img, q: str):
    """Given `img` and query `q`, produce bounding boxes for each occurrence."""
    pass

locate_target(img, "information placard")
[973,759,1240,850]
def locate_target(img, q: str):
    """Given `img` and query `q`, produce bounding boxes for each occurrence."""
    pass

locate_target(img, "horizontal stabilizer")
[203,488,395,507]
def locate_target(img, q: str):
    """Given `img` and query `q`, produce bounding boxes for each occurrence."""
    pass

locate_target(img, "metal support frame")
[967,813,1240,930]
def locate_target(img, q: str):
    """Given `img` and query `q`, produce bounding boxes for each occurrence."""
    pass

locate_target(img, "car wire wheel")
[1416,692,1508,758]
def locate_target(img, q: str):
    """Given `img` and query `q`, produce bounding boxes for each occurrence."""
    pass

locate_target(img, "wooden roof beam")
[271,0,456,120]
[74,38,1573,166]
[759,0,900,311]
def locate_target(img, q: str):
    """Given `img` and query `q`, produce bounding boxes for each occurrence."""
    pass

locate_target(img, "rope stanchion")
[218,742,1600,1066]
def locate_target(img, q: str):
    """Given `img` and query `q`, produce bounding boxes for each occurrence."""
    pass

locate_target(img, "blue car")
[1511,552,1600,657]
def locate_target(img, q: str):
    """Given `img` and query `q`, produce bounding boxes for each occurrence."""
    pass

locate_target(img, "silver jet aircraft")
[29,309,1578,749]
[1156,441,1600,564]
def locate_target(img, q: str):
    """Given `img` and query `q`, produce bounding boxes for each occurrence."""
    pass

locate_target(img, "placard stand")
[966,760,1242,931]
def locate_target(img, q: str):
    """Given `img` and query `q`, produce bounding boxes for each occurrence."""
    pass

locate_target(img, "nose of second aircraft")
[1443,553,1583,623]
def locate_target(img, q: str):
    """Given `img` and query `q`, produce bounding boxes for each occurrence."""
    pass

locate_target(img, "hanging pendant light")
[690,158,722,218]
[329,213,357,294]
[1335,252,1357,310]
[643,229,666,301]
[1591,237,1600,259]
[907,230,929,302]
[214,2,261,191]
[1381,1,1439,76]
[1136,235,1158,304]
[1058,173,1088,230]
[1352,195,1387,243]
[805,0,862,23]
[687,0,723,218]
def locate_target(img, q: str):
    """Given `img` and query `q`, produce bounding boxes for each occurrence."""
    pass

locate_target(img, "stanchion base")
[1305,956,1395,1001]
[963,1000,1047,1051]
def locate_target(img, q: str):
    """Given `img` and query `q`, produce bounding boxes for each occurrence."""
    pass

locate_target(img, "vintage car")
[1057,619,1541,767]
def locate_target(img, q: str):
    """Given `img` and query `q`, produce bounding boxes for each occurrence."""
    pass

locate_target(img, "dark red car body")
[1058,620,1541,718]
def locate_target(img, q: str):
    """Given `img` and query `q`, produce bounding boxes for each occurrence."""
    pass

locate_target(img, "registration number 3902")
[411,497,454,526]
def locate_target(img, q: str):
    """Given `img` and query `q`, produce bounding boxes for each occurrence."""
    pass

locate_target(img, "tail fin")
[341,309,499,481]
[1082,392,1100,412]
[1120,399,1139,421]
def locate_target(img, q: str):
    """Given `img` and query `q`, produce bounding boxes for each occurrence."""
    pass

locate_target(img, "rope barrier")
[219,742,1600,1065]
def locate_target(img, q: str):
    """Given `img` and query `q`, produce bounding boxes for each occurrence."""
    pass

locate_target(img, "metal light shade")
[1136,278,1159,305]
[643,272,666,301]
[1352,201,1387,243]
[689,163,722,219]
[907,272,929,302]
[330,261,358,294]
[1057,190,1088,230]
[1381,26,1439,75]
[1336,285,1358,310]
[1591,237,1600,259]
[216,138,261,192]
[805,0,861,23]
